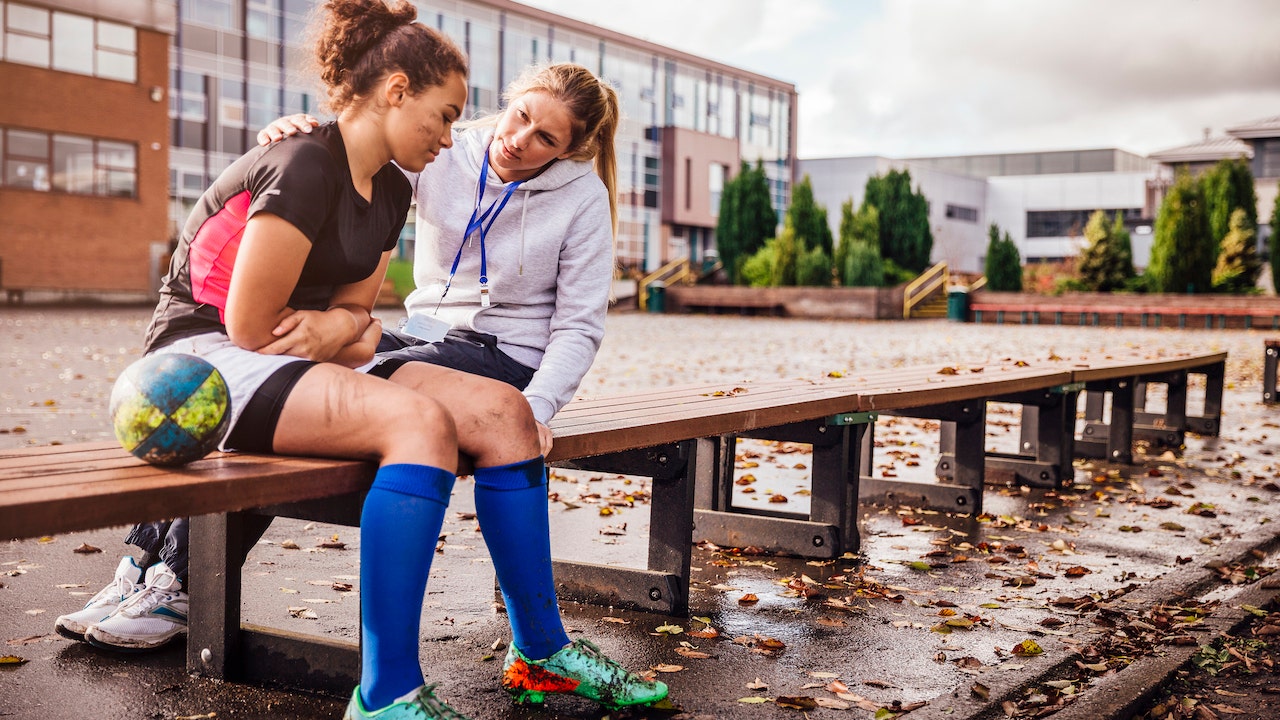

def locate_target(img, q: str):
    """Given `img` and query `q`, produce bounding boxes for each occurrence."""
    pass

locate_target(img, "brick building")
[0,0,173,300]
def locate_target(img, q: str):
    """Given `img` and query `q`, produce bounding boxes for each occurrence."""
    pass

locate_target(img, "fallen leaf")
[1012,639,1043,656]
[653,624,683,635]
[0,655,28,667]
[72,543,101,554]
[738,697,771,704]
[775,696,818,710]
[651,664,684,673]
[738,593,759,605]
[746,678,769,690]
[675,646,711,659]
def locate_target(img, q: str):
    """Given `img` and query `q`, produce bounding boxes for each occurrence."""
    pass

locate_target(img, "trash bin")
[646,281,666,313]
[946,288,969,322]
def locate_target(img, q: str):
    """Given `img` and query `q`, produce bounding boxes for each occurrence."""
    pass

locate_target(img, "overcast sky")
[517,0,1280,160]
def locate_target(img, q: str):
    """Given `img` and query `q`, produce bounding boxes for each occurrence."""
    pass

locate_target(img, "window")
[5,2,49,68]
[4,4,135,82]
[52,134,94,193]
[51,12,93,74]
[1026,208,1142,238]
[709,162,725,215]
[2,126,135,198]
[5,128,49,190]
[945,204,979,223]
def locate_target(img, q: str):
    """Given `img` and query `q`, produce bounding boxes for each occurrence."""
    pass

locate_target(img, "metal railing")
[637,257,691,309]
[903,261,949,318]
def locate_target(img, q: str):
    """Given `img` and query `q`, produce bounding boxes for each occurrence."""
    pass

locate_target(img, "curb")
[908,523,1280,720]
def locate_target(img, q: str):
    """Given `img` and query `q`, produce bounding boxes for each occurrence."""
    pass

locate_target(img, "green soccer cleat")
[343,684,472,720]
[501,638,669,709]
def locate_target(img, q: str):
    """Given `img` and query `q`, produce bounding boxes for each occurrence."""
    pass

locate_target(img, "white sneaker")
[54,556,146,641]
[85,561,188,651]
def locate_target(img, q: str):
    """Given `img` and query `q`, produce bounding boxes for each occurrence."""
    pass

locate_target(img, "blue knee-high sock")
[473,457,570,660]
[359,464,455,710]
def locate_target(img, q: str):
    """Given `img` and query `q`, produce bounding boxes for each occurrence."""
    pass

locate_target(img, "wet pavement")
[2,305,1280,719]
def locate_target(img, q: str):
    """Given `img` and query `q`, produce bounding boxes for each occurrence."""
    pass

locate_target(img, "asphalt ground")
[2,305,1279,720]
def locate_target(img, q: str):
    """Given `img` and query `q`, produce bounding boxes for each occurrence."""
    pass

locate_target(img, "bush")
[740,243,776,287]
[843,242,884,287]
[881,258,917,286]
[796,245,833,286]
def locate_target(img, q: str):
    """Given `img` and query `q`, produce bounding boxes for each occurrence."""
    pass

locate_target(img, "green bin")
[646,281,666,313]
[946,289,969,322]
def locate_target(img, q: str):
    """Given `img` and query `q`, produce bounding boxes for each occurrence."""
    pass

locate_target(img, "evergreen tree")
[770,223,800,287]
[1078,210,1135,291]
[984,223,1023,291]
[713,163,744,283]
[863,168,934,273]
[836,201,881,286]
[1272,182,1280,294]
[1201,157,1257,255]
[714,161,776,284]
[787,174,834,259]
[1149,170,1214,293]
[1213,208,1261,292]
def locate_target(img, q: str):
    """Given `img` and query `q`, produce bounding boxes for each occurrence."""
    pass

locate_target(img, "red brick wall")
[0,28,170,294]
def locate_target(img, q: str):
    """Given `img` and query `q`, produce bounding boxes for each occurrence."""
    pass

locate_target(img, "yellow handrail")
[903,262,949,318]
[638,257,691,309]
[968,276,988,292]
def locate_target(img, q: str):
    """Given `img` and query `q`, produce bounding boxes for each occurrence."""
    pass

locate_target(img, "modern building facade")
[0,0,174,298]
[801,149,1156,274]
[166,0,797,275]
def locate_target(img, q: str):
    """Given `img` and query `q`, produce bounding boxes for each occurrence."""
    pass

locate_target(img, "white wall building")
[799,149,1156,274]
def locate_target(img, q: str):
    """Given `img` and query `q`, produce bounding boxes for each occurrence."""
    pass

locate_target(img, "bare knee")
[378,395,458,467]
[459,381,540,460]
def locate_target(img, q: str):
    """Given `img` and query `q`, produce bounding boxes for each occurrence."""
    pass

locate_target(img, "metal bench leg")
[188,511,248,681]
[1266,345,1279,404]
[694,416,870,558]
[1188,361,1224,435]
[553,441,702,615]
[1133,371,1187,449]
[1078,380,1134,463]
[986,386,1079,489]
[861,400,985,515]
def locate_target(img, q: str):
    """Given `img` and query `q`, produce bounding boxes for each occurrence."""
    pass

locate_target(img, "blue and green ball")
[110,353,231,466]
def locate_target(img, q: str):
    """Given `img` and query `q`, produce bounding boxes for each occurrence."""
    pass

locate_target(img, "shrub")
[843,242,884,287]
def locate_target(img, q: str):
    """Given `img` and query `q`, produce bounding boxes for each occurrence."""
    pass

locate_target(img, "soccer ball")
[110,353,231,466]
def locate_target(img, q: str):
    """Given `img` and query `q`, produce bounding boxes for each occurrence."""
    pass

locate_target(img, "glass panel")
[52,134,94,193]
[96,20,135,52]
[96,49,135,82]
[5,32,47,66]
[98,140,136,197]
[7,3,48,34]
[7,128,46,157]
[52,12,92,74]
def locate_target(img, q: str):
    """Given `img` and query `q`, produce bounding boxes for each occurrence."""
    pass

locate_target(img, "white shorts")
[152,332,315,451]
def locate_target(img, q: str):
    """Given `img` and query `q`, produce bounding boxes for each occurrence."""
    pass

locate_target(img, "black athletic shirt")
[144,122,410,352]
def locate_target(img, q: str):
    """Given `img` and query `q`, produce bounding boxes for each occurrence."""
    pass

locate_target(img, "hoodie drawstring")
[519,189,530,276]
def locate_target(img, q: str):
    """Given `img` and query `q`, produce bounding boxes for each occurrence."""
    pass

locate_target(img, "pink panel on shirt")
[189,190,251,321]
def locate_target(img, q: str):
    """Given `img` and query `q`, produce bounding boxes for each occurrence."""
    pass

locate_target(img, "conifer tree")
[787,175,834,258]
[1212,208,1261,292]
[1201,157,1257,255]
[837,201,882,286]
[714,161,776,284]
[984,223,1023,291]
[1149,171,1214,293]
[863,169,933,273]
[1271,183,1280,294]
[1078,210,1135,291]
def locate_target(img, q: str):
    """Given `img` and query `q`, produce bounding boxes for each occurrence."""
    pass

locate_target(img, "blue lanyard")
[440,147,523,308]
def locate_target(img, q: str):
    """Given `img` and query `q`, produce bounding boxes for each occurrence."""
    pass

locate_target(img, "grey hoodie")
[400,127,613,424]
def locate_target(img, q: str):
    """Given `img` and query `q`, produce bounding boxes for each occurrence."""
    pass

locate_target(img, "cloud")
[519,0,1280,158]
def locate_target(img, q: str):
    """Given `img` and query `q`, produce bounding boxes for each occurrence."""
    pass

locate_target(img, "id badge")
[402,313,451,342]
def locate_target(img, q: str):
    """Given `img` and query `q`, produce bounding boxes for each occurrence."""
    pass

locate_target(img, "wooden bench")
[0,348,1227,694]
[971,302,1280,330]
[1266,339,1279,404]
